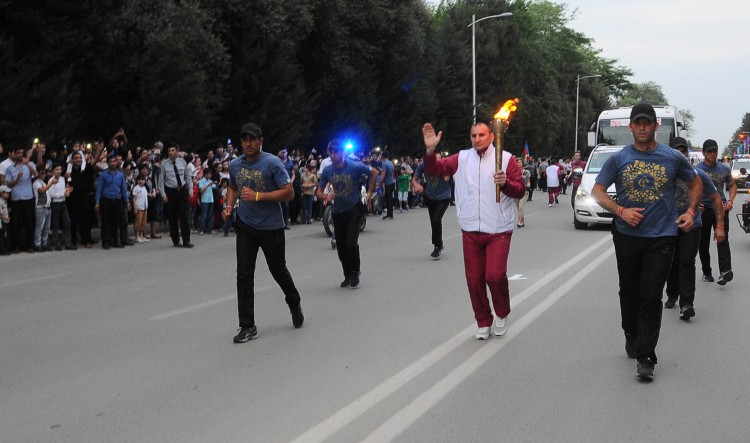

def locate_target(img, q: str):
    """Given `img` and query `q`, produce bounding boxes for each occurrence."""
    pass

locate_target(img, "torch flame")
[493,98,520,123]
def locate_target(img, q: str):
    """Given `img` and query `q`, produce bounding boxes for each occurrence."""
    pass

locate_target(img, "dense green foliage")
[2,0,640,158]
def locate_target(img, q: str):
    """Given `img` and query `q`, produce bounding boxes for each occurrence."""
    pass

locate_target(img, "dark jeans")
[666,228,700,307]
[68,196,92,245]
[165,187,191,245]
[200,202,213,233]
[99,197,123,247]
[332,203,364,278]
[570,185,579,208]
[425,196,450,249]
[613,228,676,364]
[384,183,395,218]
[698,207,731,276]
[49,201,72,247]
[9,198,35,251]
[302,194,314,222]
[234,220,301,328]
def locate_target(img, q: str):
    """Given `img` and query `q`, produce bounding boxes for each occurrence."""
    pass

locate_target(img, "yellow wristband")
[255,191,259,202]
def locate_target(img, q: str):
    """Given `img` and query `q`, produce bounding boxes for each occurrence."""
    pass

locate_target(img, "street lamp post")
[574,74,602,152]
[469,12,513,124]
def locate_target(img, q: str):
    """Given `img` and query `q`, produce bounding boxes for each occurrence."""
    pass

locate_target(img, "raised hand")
[422,123,442,154]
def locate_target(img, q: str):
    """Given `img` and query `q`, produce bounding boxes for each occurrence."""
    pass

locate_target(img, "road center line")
[362,246,615,442]
[0,272,75,288]
[290,234,611,443]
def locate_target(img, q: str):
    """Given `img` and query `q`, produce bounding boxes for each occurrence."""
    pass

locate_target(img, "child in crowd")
[132,175,149,243]
[219,178,233,236]
[0,185,11,255]
[198,167,215,234]
[32,168,53,251]
[397,166,410,213]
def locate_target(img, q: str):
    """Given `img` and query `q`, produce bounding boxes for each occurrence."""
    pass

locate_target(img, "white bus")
[587,105,688,148]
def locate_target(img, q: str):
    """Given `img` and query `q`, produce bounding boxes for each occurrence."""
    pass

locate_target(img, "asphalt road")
[2,193,749,442]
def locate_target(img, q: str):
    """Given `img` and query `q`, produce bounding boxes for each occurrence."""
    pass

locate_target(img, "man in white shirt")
[47,164,75,250]
[545,157,563,207]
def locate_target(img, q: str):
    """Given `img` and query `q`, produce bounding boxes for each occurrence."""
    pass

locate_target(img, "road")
[2,194,749,442]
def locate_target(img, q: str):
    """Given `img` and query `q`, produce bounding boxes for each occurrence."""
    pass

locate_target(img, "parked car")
[730,156,750,193]
[573,145,625,229]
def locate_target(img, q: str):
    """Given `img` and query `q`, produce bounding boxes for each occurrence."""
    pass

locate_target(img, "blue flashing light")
[345,141,354,151]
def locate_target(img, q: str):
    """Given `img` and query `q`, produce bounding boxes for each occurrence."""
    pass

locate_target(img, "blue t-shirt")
[381,160,395,185]
[198,178,215,203]
[413,162,451,201]
[319,159,371,213]
[695,162,732,208]
[595,143,696,237]
[229,152,291,230]
[4,163,34,201]
[674,168,717,230]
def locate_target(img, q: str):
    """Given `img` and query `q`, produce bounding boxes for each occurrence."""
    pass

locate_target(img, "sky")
[428,0,750,151]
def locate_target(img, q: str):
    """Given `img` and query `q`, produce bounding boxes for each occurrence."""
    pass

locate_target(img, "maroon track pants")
[461,230,512,327]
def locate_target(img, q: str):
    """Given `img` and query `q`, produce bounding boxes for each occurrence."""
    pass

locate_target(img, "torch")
[492,98,519,202]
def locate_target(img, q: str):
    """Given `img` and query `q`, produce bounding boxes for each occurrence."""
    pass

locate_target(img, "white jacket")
[455,146,516,234]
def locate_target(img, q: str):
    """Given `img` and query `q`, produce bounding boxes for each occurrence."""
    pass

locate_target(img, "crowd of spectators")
[0,133,444,256]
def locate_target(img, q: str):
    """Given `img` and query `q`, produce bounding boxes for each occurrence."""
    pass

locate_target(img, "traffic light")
[740,133,747,141]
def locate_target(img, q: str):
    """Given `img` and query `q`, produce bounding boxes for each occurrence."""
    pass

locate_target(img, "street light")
[468,12,513,124]
[574,74,601,152]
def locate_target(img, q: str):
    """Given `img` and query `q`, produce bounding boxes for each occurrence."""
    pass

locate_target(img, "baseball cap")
[153,141,163,149]
[630,103,656,122]
[0,184,11,193]
[240,123,262,138]
[670,137,689,150]
[702,139,719,152]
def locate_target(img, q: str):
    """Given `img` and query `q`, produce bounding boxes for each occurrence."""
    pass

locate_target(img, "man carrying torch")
[422,101,525,340]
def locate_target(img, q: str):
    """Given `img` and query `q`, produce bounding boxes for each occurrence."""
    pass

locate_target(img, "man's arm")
[158,162,167,201]
[711,191,726,243]
[676,174,701,232]
[222,185,238,220]
[725,175,738,212]
[592,182,644,227]
[500,156,526,199]
[240,183,294,203]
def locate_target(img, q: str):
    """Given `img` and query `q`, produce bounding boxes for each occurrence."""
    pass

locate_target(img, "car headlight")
[575,188,588,199]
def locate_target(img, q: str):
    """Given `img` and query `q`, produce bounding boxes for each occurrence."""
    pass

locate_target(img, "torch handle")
[492,120,505,202]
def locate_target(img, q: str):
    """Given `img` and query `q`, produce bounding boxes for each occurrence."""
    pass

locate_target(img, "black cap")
[240,123,262,138]
[702,139,719,152]
[630,103,656,122]
[670,137,689,150]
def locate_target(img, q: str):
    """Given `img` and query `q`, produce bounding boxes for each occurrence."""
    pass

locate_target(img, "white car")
[573,145,625,229]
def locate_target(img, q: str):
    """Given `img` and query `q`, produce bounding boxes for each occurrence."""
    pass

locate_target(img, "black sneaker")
[430,246,442,259]
[291,306,304,328]
[717,270,733,286]
[233,326,258,343]
[679,305,695,320]
[625,332,637,359]
[664,297,677,309]
[702,274,714,282]
[350,272,360,288]
[340,276,351,288]
[636,358,655,380]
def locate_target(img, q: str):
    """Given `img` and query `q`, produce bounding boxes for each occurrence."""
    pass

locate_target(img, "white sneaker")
[493,317,508,336]
[142,235,150,242]
[136,236,145,243]
[475,327,490,340]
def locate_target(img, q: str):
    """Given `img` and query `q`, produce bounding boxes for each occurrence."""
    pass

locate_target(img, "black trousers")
[698,207,731,276]
[100,197,123,247]
[613,228,676,364]
[68,196,92,245]
[384,183,395,218]
[570,185,579,208]
[332,203,364,278]
[665,228,701,308]
[165,187,190,245]
[9,198,35,251]
[49,201,72,247]
[425,196,450,249]
[234,220,301,329]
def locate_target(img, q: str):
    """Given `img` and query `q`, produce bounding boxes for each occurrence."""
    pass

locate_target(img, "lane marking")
[290,234,611,443]
[0,272,74,288]
[508,274,527,280]
[362,246,615,442]
[150,275,311,320]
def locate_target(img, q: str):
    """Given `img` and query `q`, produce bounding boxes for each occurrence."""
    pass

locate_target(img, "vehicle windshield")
[597,118,676,146]
[731,159,750,172]
[586,150,620,174]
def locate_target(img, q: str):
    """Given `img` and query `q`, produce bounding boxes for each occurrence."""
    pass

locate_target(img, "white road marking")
[508,274,527,280]
[362,246,615,442]
[290,234,611,443]
[150,275,311,320]
[0,272,74,288]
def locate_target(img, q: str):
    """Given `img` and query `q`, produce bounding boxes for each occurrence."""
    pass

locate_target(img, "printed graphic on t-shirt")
[235,168,266,192]
[621,160,667,203]
[330,173,355,199]
[426,175,441,193]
